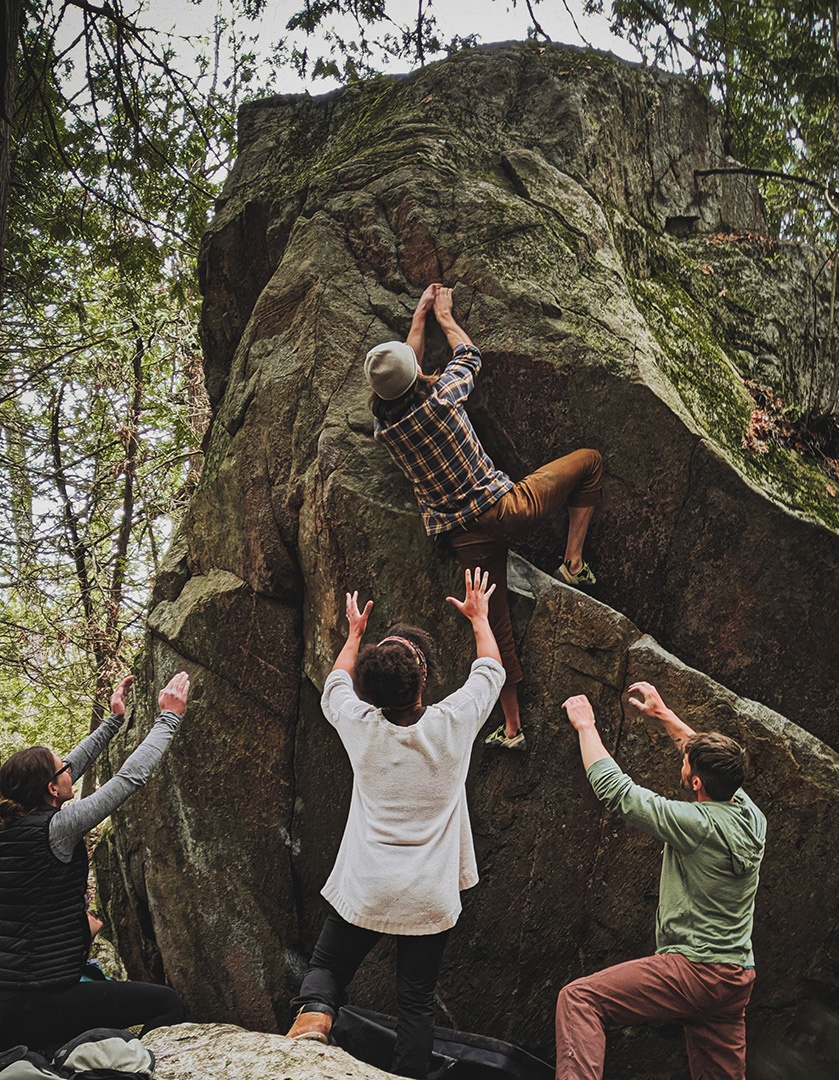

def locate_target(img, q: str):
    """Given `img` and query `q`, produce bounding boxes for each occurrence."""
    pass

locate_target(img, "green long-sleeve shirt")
[587,756,766,967]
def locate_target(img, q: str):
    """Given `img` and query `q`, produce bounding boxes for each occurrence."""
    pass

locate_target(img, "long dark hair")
[355,624,439,710]
[370,373,440,426]
[0,746,56,825]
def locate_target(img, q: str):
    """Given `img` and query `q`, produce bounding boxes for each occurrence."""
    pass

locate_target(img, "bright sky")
[147,0,642,96]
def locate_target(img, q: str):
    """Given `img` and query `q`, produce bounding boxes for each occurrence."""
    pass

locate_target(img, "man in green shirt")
[556,681,766,1080]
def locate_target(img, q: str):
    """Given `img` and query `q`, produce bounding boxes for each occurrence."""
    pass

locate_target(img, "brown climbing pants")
[555,952,756,1080]
[448,448,602,685]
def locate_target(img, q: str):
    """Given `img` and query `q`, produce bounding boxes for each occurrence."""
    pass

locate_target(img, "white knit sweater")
[319,657,505,935]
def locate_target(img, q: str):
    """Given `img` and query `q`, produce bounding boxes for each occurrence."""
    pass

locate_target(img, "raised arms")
[332,592,375,676]
[627,681,696,751]
[332,567,500,679]
[49,672,191,862]
[405,283,441,366]
[446,567,501,665]
[563,694,612,771]
[433,286,473,351]
[402,283,474,364]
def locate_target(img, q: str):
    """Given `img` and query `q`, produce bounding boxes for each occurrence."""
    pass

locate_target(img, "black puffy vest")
[0,806,90,988]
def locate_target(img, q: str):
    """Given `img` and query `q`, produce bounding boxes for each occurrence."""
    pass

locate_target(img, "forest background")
[0,0,836,785]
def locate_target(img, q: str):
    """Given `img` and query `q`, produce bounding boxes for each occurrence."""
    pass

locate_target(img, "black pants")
[0,980,185,1051]
[291,908,451,1080]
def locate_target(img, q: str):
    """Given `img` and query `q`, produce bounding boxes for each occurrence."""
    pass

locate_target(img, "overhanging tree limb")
[694,165,839,210]
[523,0,552,41]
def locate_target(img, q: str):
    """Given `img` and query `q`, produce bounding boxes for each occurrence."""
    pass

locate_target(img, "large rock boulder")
[98,42,839,1078]
[194,41,839,745]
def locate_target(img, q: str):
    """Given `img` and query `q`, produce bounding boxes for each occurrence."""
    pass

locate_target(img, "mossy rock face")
[102,42,839,1076]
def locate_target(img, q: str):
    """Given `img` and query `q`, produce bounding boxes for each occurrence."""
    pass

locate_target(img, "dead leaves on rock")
[707,231,778,257]
[742,378,839,491]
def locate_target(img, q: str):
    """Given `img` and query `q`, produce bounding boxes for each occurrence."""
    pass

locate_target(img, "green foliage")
[0,272,207,753]
[584,0,839,242]
[268,0,480,83]
[0,1,266,753]
[0,592,93,760]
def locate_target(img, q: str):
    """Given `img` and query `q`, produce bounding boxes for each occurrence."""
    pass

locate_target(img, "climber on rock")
[364,283,602,750]
[556,681,766,1080]
[285,567,505,1080]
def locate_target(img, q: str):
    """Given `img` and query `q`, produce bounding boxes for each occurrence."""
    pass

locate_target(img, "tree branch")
[694,165,839,207]
[49,386,96,633]
[523,0,552,42]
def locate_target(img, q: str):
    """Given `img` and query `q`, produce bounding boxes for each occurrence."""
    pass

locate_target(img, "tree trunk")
[0,0,21,301]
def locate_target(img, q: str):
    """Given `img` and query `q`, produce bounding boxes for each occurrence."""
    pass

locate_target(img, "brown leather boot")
[285,1006,333,1044]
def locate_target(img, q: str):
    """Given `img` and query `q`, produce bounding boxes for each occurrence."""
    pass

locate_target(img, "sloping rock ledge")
[144,1023,395,1080]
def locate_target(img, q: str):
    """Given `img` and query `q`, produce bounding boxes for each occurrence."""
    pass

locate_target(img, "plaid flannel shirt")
[374,343,513,536]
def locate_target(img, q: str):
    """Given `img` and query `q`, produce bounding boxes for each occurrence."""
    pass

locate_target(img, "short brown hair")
[684,732,746,801]
[0,745,56,825]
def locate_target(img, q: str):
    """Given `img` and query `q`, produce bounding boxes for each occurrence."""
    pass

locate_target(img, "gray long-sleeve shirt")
[49,710,182,862]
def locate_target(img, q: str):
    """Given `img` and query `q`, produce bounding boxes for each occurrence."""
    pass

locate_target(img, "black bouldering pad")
[331,1005,553,1080]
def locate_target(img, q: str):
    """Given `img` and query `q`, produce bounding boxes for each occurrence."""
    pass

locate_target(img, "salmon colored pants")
[448,449,602,684]
[555,952,756,1080]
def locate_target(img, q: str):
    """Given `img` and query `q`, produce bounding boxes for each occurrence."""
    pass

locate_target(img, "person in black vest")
[0,671,189,1049]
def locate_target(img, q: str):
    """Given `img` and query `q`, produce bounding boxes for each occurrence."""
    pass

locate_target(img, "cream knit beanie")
[364,341,419,400]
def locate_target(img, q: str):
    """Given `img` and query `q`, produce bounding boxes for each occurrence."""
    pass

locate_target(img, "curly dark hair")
[0,745,56,825]
[370,373,440,425]
[684,732,747,801]
[355,624,439,710]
